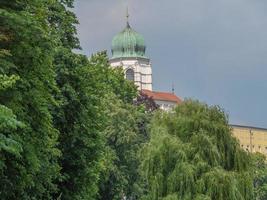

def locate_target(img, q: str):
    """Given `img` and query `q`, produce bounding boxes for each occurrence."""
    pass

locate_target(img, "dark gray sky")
[73,0,267,128]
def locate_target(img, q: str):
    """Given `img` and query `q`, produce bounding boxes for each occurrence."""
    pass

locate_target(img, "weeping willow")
[141,100,254,200]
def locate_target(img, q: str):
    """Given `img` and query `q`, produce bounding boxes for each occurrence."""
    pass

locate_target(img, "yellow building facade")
[231,125,267,156]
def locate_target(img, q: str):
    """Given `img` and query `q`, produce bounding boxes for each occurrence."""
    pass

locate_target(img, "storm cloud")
[73,0,267,127]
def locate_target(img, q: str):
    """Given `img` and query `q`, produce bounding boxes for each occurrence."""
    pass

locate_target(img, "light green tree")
[141,100,254,200]
[252,153,267,200]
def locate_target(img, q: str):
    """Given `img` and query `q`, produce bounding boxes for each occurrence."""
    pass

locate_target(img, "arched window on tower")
[126,68,134,81]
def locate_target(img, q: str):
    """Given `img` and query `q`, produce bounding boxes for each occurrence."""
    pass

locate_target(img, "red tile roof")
[141,89,183,104]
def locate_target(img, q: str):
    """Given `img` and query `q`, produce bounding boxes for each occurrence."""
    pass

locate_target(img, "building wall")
[231,125,267,156]
[109,57,152,91]
[154,100,177,111]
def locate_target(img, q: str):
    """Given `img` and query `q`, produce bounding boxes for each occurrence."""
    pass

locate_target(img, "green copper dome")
[111,22,146,59]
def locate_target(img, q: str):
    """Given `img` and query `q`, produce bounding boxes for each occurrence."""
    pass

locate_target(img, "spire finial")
[126,6,130,27]
[172,83,175,94]
[126,6,129,21]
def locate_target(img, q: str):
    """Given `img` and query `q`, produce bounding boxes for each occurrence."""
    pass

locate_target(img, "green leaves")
[252,153,267,200]
[98,94,148,200]
[53,51,107,200]
[0,75,19,91]
[141,100,254,200]
[0,1,61,199]
[1,0,140,199]
[0,105,23,157]
[2,1,264,199]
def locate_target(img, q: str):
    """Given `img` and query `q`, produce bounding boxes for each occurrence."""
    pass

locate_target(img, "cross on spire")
[126,6,130,27]
[126,6,129,21]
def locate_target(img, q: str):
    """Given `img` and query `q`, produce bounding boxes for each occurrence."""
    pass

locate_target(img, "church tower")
[109,10,152,91]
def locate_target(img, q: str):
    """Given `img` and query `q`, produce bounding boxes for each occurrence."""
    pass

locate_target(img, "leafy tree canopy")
[252,153,267,200]
[0,0,60,198]
[141,100,254,200]
[98,93,150,200]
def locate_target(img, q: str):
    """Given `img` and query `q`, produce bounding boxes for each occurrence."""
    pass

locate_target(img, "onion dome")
[111,22,146,59]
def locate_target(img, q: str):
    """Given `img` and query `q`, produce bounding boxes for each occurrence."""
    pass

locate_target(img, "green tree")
[89,51,137,104]
[252,153,267,200]
[0,104,24,197]
[141,100,254,200]
[0,1,60,198]
[53,48,139,199]
[0,74,24,197]
[98,94,149,200]
[53,51,108,199]
[44,0,105,198]
[1,0,142,199]
[45,1,138,198]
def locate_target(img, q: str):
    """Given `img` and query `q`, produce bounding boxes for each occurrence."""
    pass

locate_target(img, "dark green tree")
[89,51,137,104]
[0,0,61,198]
[1,1,139,199]
[0,74,24,198]
[53,51,108,199]
[98,94,149,200]
[141,100,254,200]
[252,153,267,200]
[43,0,105,198]
[45,0,138,198]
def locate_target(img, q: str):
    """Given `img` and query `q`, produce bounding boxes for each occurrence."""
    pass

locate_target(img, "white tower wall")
[109,57,152,91]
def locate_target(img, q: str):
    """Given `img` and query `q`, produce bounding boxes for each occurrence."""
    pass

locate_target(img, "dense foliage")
[97,94,150,200]
[53,50,138,199]
[252,153,267,200]
[0,0,139,199]
[0,1,60,198]
[141,100,255,200]
[0,74,24,198]
[0,1,266,200]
